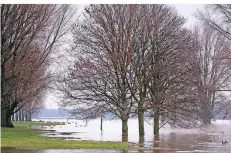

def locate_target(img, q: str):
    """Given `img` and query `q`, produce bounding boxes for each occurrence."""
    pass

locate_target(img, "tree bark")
[203,119,211,124]
[21,109,25,121]
[138,108,145,136]
[25,109,28,121]
[1,106,14,128]
[11,113,15,121]
[1,64,13,127]
[100,115,103,131]
[139,134,145,147]
[202,111,212,124]
[19,109,22,121]
[28,110,32,121]
[15,110,19,121]
[122,118,128,142]
[201,102,212,124]
[154,110,159,136]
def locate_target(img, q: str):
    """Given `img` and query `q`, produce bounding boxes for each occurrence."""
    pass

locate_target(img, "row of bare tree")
[11,106,32,121]
[1,4,75,127]
[1,5,230,143]
[57,4,231,142]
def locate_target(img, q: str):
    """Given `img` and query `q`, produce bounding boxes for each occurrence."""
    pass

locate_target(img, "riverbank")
[1,121,130,150]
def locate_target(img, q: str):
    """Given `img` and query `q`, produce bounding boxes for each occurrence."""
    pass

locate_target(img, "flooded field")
[2,119,231,153]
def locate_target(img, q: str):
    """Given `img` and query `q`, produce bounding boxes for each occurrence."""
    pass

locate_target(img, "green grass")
[12,121,64,127]
[1,122,129,150]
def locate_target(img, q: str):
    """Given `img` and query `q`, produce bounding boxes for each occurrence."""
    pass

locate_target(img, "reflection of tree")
[168,132,177,151]
[153,135,160,153]
[121,150,127,153]
[154,143,160,153]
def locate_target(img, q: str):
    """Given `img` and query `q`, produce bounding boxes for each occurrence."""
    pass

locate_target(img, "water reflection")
[2,119,231,153]
[49,119,230,152]
[153,136,160,153]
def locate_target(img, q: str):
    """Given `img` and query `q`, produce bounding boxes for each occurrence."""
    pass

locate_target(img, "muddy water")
[2,119,231,153]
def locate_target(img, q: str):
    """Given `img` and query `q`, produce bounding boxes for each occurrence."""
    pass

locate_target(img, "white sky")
[174,4,204,28]
[44,4,206,109]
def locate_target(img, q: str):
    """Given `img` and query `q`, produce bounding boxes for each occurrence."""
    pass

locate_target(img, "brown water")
[1,119,231,153]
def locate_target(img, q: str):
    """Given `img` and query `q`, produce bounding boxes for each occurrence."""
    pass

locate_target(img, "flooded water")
[2,119,231,153]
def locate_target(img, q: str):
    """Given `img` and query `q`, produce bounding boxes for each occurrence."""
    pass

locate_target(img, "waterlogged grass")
[1,122,129,149]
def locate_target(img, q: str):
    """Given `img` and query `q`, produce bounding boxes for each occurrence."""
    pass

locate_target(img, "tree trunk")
[139,134,145,147]
[202,115,211,124]
[138,108,145,136]
[15,110,19,121]
[21,109,25,121]
[28,110,32,121]
[11,113,15,121]
[100,115,103,131]
[1,65,14,128]
[203,119,211,124]
[19,109,22,121]
[1,106,14,128]
[122,118,128,142]
[25,110,28,121]
[154,110,159,136]
[201,102,212,124]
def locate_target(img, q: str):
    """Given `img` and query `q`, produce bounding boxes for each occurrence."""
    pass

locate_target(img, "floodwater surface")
[2,119,231,153]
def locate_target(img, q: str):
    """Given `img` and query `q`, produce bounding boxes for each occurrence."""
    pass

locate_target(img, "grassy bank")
[12,121,65,127]
[1,121,129,149]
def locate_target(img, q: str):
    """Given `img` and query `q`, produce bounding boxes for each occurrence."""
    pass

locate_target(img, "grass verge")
[12,121,65,127]
[1,122,129,150]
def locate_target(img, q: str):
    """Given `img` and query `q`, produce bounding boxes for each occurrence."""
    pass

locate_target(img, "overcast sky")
[174,4,204,28]
[44,4,206,109]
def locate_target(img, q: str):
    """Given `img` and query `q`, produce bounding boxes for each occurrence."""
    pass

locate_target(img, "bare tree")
[1,4,76,127]
[125,5,194,136]
[191,25,231,124]
[59,5,139,142]
[196,4,231,40]
[139,6,204,135]
[60,5,210,141]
